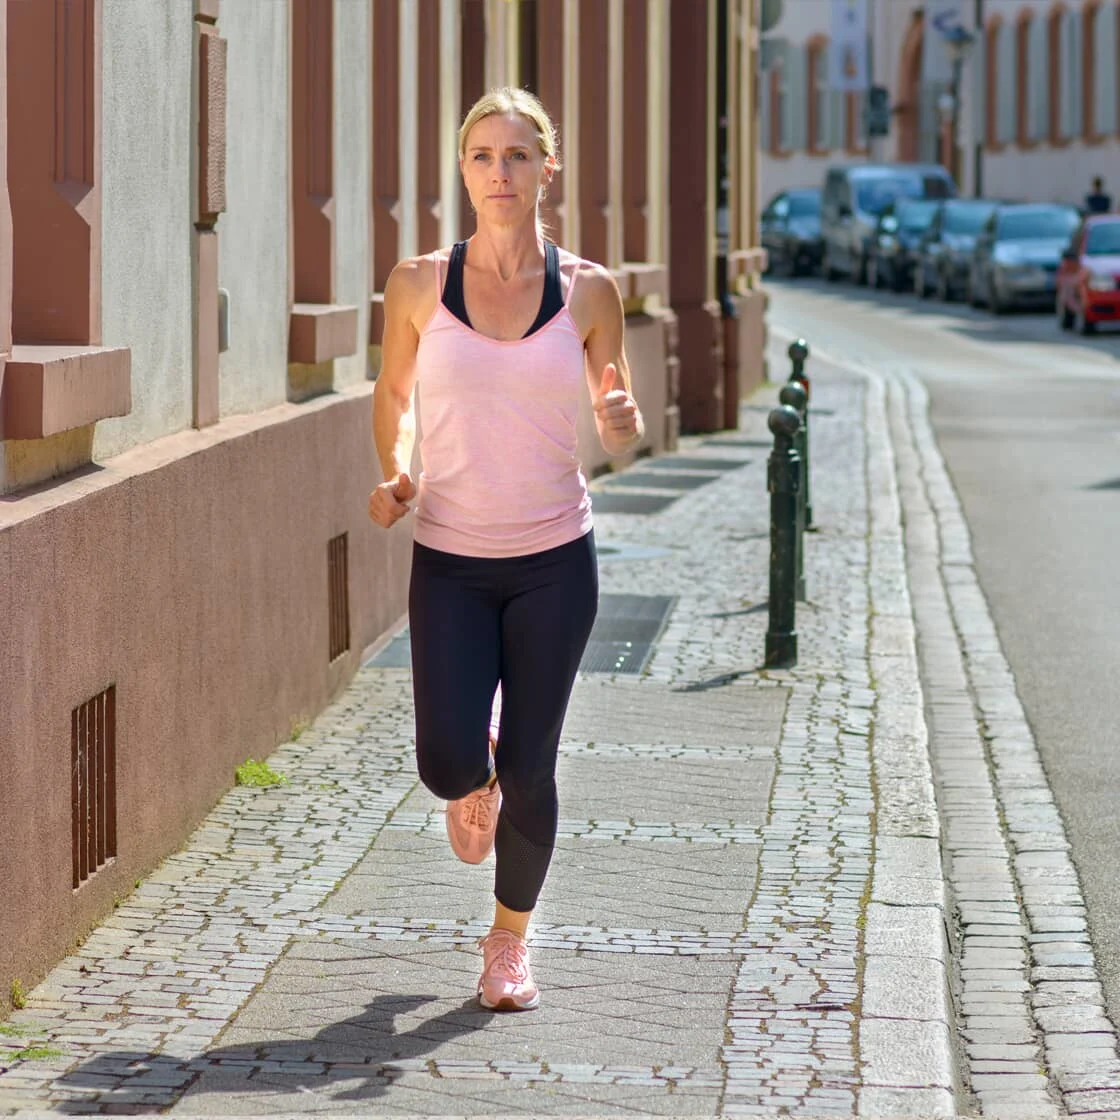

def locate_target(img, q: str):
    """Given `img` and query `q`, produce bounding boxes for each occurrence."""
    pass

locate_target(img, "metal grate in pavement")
[599,471,716,491]
[642,456,750,472]
[589,491,677,514]
[365,594,675,675]
[701,437,772,449]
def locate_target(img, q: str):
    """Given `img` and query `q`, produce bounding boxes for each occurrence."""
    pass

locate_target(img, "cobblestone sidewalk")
[1,343,967,1118]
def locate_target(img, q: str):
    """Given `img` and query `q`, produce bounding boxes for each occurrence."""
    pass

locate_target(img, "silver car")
[968,204,1081,314]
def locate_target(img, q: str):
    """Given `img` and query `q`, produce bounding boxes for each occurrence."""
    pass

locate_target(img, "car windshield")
[943,202,995,235]
[896,201,939,230]
[856,173,953,215]
[1085,223,1120,255]
[997,208,1080,241]
[787,192,820,217]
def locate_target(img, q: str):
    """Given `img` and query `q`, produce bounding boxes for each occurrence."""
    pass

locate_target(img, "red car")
[1056,214,1120,334]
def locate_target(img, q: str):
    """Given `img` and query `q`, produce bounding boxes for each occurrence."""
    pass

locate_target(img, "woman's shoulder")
[386,250,452,298]
[555,249,620,305]
[385,249,456,328]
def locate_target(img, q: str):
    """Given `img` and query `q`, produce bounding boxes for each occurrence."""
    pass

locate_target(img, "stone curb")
[773,326,959,1119]
[773,326,1120,1117]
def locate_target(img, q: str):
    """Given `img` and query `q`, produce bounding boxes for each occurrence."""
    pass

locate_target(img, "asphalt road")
[766,276,1120,1023]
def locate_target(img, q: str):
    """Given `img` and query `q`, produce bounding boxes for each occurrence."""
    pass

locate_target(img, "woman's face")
[460,112,552,227]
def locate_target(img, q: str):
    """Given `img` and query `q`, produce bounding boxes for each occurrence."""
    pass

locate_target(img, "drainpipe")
[974,0,984,196]
[716,0,738,430]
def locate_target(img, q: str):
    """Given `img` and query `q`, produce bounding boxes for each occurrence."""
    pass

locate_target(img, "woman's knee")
[416,737,489,801]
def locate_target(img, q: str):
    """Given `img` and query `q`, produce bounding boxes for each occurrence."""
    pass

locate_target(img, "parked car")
[1055,214,1120,334]
[968,204,1081,314]
[819,162,957,286]
[913,198,1000,301]
[761,188,823,277]
[867,198,940,291]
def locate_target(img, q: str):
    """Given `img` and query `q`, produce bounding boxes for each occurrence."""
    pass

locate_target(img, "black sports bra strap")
[441,240,472,328]
[523,242,565,337]
[441,240,565,338]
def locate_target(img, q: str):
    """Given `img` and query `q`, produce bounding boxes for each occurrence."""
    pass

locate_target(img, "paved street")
[767,276,1120,1035]
[2,320,1120,1117]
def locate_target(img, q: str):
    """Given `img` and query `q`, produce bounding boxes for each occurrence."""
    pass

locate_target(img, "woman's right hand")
[368,472,417,528]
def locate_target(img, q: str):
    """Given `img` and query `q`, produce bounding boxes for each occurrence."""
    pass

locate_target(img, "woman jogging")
[368,87,643,1012]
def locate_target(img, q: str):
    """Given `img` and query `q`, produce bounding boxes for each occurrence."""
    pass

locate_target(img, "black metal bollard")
[786,339,813,529]
[778,381,807,602]
[788,338,809,382]
[765,405,801,669]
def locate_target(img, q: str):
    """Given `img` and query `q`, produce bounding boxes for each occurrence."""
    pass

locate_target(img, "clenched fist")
[368,471,417,528]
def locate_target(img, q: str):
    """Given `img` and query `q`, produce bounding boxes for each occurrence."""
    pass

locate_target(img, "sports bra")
[441,239,566,338]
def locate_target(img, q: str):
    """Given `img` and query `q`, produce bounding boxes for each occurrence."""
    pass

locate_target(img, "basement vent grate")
[72,686,117,888]
[328,533,350,661]
[365,594,676,676]
[642,456,751,472]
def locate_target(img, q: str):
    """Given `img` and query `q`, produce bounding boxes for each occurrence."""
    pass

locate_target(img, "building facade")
[760,0,1120,208]
[0,0,765,1009]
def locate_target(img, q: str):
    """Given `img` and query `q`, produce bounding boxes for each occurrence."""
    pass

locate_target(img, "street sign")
[760,0,783,34]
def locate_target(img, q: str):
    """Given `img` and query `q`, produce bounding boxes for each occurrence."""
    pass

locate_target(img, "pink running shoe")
[477,929,540,1011]
[445,740,500,864]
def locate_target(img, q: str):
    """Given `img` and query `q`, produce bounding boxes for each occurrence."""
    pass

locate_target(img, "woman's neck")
[468,220,544,283]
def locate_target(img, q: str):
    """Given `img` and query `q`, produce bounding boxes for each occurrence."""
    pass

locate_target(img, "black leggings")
[409,531,598,912]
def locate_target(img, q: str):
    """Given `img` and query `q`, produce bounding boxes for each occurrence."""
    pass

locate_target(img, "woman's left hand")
[593,363,642,452]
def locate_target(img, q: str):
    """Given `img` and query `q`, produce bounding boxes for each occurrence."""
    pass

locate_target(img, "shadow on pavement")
[52,993,496,1114]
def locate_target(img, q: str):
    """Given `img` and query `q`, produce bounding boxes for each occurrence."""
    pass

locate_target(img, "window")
[846,90,867,154]
[984,17,1003,149]
[1027,13,1049,142]
[1016,13,1031,145]
[806,38,829,153]
[768,58,786,155]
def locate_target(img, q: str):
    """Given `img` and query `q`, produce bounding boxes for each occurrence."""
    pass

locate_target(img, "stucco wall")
[334,0,373,387]
[218,0,290,416]
[0,387,412,1015]
[985,139,1120,207]
[96,0,194,459]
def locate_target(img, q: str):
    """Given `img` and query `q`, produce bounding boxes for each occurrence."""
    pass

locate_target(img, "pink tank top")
[412,251,594,558]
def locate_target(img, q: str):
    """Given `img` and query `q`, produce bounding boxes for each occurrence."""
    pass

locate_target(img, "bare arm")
[580,267,645,455]
[369,260,425,527]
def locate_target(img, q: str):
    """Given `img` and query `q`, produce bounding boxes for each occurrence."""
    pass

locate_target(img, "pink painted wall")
[0,387,411,1000]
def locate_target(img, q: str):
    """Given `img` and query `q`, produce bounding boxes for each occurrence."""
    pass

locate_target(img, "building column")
[416,0,441,254]
[668,0,722,433]
[0,0,10,391]
[459,0,485,236]
[193,0,226,428]
[577,0,609,265]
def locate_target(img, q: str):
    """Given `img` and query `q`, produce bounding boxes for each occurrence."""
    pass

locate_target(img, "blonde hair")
[458,87,562,171]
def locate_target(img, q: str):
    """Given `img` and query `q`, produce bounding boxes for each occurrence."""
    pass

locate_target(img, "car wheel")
[1056,296,1073,331]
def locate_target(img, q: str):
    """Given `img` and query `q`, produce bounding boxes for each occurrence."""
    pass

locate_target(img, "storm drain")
[579,593,676,674]
[588,492,677,515]
[642,456,750,472]
[702,437,772,450]
[599,471,716,492]
[365,593,675,676]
